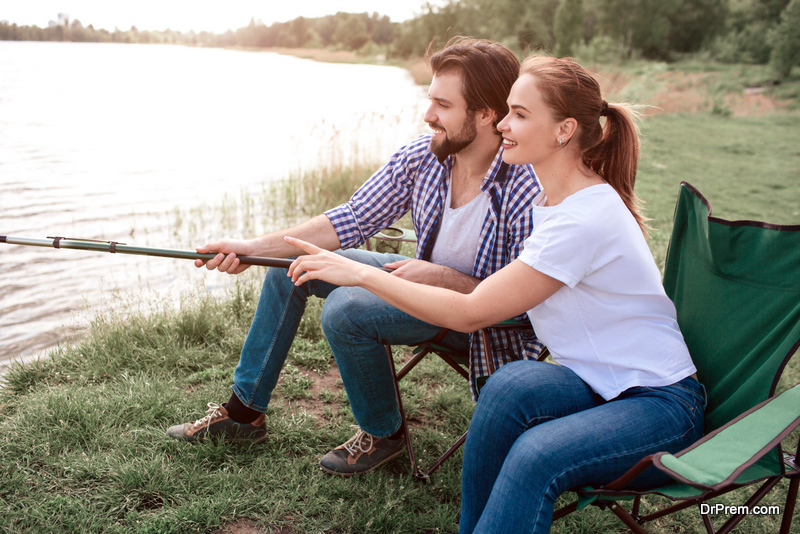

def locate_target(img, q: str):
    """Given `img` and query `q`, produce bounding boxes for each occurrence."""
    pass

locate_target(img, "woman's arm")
[285,236,564,333]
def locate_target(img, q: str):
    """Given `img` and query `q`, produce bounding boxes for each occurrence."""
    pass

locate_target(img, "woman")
[284,55,704,534]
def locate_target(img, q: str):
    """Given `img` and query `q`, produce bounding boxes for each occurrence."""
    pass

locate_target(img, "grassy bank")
[2,111,799,532]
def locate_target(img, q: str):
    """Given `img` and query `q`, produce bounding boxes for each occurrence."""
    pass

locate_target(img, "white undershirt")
[430,179,491,276]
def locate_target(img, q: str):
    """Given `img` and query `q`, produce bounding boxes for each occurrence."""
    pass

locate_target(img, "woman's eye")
[516,112,525,118]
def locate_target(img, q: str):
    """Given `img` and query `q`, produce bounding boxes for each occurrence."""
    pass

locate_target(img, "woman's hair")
[520,55,649,235]
[426,37,521,134]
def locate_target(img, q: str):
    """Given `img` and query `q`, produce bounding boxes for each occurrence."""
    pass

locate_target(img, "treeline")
[2,0,798,76]
[0,12,395,52]
[395,0,799,77]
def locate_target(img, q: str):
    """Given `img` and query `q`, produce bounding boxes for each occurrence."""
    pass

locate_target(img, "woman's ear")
[558,118,578,143]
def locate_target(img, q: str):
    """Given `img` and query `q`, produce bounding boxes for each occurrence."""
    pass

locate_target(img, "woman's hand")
[285,236,368,287]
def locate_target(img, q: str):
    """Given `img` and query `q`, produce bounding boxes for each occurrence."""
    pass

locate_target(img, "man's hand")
[384,259,480,293]
[195,239,254,275]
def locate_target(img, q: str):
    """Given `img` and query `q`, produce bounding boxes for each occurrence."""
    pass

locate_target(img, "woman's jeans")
[230,248,469,438]
[460,360,706,534]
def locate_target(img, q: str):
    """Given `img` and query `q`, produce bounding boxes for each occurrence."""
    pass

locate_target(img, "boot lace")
[342,425,374,456]
[192,402,225,430]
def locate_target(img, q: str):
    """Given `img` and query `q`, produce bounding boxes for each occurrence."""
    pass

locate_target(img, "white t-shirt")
[430,179,492,275]
[518,184,696,400]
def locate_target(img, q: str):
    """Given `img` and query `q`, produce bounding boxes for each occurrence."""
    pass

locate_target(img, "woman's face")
[497,74,562,167]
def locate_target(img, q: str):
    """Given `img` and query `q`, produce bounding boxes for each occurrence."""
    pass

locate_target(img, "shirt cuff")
[324,203,367,250]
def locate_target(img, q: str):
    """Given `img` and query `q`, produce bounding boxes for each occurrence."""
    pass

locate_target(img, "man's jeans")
[231,248,470,438]
[459,360,705,534]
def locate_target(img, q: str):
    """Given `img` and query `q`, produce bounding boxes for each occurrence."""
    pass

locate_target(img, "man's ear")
[477,108,497,128]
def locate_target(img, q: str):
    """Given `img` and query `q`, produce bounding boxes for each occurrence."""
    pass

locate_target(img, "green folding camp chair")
[551,181,800,533]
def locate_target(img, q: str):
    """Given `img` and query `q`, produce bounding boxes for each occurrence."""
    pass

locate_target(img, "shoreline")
[230,45,432,85]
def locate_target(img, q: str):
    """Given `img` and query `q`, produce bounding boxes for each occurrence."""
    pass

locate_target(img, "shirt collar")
[440,144,508,190]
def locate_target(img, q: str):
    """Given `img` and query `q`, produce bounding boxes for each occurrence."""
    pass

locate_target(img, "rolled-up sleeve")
[324,137,427,250]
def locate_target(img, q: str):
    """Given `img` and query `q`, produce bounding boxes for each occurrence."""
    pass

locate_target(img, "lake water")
[0,41,429,371]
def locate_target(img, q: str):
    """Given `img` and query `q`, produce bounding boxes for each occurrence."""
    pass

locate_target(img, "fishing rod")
[0,235,393,272]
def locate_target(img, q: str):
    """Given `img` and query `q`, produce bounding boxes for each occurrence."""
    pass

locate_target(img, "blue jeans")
[459,360,705,534]
[231,248,470,438]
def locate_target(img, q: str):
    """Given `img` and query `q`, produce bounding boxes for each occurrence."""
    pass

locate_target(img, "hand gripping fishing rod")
[0,235,393,271]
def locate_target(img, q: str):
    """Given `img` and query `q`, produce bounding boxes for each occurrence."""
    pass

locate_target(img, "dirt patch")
[590,66,787,116]
[215,519,272,534]
[281,363,345,425]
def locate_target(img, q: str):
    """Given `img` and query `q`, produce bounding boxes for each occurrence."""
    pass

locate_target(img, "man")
[166,38,543,476]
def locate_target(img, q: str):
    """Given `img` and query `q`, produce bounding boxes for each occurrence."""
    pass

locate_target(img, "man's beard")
[430,111,478,164]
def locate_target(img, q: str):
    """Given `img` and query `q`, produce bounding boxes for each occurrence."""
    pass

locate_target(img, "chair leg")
[638,498,703,524]
[386,344,425,480]
[606,501,648,534]
[423,430,468,478]
[780,475,799,534]
[716,477,782,534]
[387,342,472,481]
[552,500,578,521]
[700,511,716,534]
[396,346,432,381]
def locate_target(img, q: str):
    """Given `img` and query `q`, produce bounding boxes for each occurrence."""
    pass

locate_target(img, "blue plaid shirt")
[325,134,544,399]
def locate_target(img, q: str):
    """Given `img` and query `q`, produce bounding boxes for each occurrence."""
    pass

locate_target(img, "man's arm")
[196,214,341,274]
[384,259,481,294]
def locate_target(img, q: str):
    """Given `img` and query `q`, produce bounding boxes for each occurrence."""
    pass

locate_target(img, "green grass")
[2,109,799,532]
[636,112,800,271]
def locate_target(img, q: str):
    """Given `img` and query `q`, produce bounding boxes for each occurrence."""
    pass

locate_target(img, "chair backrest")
[663,182,800,434]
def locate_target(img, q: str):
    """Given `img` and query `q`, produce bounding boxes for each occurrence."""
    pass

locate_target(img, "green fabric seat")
[556,182,800,534]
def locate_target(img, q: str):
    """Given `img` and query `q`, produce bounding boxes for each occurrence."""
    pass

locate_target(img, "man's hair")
[426,37,520,133]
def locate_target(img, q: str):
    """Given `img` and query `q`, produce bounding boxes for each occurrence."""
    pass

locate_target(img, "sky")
[0,0,443,34]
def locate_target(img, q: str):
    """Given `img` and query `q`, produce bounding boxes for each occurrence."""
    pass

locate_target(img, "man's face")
[424,71,478,162]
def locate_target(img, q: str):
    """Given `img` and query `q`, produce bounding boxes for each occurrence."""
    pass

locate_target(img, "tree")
[370,14,395,45]
[331,12,369,50]
[594,0,678,58]
[315,15,338,46]
[769,0,800,77]
[667,0,728,52]
[472,0,560,52]
[554,0,585,57]
[289,17,311,47]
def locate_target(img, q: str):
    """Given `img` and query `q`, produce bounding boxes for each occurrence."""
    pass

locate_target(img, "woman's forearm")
[359,268,482,332]
[285,236,563,332]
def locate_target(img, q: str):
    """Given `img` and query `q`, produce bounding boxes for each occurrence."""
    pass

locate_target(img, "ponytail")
[583,103,650,236]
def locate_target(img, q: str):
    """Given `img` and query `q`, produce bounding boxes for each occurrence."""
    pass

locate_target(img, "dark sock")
[387,427,404,441]
[225,392,262,424]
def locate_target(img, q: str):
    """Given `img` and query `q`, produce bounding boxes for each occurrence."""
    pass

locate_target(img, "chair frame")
[386,323,544,481]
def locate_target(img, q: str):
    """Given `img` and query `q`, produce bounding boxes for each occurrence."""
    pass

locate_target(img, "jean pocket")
[632,382,704,420]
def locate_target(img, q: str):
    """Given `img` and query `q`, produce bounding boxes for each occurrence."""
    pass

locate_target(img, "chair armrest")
[653,382,800,491]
